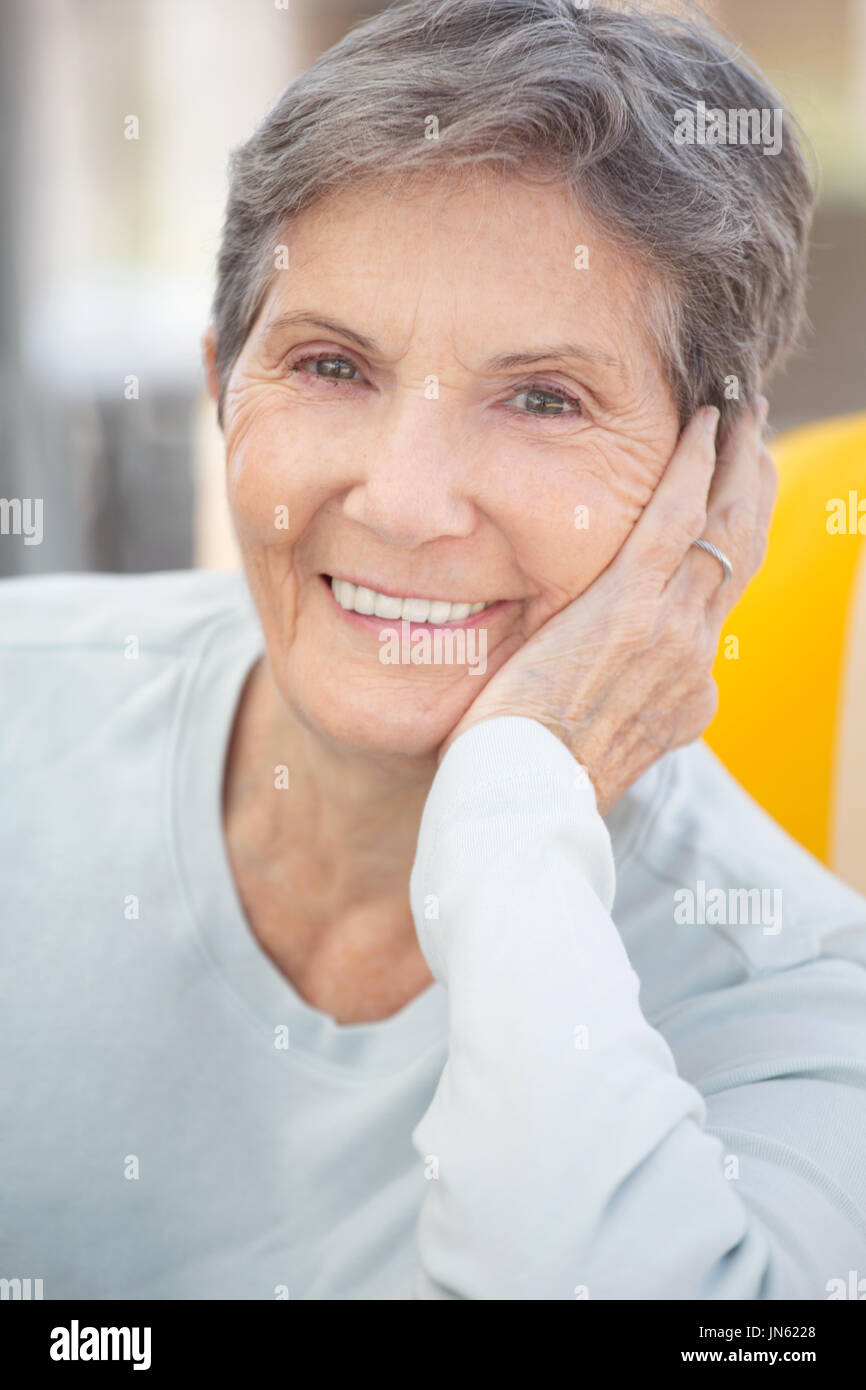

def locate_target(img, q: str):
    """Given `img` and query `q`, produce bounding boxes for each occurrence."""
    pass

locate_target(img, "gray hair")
[211,0,815,433]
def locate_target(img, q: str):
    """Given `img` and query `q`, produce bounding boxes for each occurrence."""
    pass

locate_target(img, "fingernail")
[704,406,720,436]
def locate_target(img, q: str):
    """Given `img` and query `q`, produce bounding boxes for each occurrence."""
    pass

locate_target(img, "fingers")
[674,396,776,614]
[618,404,719,588]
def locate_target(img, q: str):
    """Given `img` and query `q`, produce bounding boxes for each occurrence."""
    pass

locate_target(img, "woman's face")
[215,173,681,757]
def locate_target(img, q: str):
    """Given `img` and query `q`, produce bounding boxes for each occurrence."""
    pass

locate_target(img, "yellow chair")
[705,412,866,894]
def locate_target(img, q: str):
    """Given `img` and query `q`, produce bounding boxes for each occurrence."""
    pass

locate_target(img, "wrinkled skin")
[203,172,774,1021]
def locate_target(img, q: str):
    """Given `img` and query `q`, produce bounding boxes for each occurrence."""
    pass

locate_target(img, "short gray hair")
[211,0,815,432]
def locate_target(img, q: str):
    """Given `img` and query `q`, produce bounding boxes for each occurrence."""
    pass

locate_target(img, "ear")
[201,324,220,404]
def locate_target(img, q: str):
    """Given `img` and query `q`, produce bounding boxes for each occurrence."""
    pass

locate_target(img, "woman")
[3,0,865,1301]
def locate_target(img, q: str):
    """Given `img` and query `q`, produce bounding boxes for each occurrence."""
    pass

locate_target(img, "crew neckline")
[170,577,449,1077]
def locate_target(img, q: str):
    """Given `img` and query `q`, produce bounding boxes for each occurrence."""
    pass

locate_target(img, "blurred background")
[0,0,863,579]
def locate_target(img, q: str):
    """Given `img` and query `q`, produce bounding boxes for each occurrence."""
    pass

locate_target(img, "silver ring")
[691,538,733,586]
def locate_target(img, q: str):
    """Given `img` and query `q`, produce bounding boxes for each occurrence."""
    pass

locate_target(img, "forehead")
[254,171,656,373]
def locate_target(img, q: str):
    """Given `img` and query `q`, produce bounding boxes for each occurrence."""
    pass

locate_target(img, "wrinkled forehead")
[243,169,663,392]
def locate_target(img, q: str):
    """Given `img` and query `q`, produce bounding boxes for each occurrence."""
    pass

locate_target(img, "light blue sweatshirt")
[1,568,865,1300]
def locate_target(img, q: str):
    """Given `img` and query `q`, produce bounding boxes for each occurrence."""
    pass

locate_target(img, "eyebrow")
[262,312,625,379]
[483,345,625,378]
[262,312,377,353]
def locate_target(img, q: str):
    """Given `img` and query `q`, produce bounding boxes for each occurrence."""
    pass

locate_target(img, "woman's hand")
[438,398,776,815]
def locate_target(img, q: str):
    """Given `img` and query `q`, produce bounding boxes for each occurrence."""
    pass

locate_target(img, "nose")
[340,387,478,548]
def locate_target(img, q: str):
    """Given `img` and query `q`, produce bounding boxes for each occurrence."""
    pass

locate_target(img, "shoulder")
[0,568,254,658]
[0,569,263,842]
[0,569,259,763]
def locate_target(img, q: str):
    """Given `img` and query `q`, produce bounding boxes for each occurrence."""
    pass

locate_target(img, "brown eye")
[298,355,358,381]
[510,386,580,416]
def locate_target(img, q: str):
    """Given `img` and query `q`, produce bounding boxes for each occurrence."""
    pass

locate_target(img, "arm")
[409,715,866,1299]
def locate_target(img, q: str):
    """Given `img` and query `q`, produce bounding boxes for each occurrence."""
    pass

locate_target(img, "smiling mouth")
[322,574,499,626]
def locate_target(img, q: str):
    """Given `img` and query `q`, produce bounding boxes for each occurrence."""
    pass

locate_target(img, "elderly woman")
[3,0,865,1302]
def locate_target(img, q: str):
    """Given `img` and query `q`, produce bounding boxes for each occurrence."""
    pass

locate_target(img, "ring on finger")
[691,538,733,587]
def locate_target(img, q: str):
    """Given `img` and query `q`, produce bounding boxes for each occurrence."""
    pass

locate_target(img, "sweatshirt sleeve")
[407,716,866,1300]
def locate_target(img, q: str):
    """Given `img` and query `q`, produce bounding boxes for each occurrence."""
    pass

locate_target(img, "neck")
[227,657,436,868]
[223,657,439,1021]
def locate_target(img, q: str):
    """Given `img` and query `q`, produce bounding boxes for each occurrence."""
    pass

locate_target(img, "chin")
[283,664,481,761]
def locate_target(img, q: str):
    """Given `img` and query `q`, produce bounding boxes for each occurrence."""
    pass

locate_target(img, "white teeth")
[333,579,355,610]
[330,577,494,625]
[354,585,376,615]
[427,599,452,624]
[373,591,403,619]
[402,596,430,622]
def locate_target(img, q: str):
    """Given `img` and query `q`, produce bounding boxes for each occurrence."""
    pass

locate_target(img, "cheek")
[567,468,648,574]
[488,437,664,614]
[225,398,334,550]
